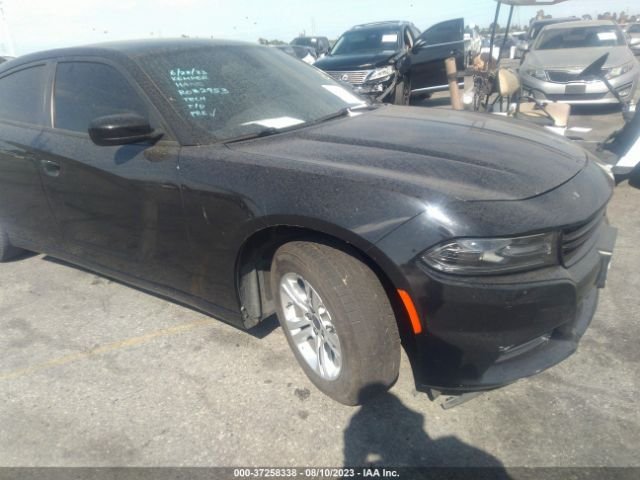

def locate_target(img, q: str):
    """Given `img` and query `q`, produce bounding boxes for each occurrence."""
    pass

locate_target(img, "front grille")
[546,70,581,83]
[325,70,373,85]
[561,210,605,265]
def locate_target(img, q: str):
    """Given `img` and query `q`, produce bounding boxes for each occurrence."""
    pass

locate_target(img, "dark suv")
[314,19,465,104]
[291,36,330,57]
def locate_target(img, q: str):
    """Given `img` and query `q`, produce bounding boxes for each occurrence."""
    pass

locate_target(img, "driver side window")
[421,23,461,45]
[54,62,148,133]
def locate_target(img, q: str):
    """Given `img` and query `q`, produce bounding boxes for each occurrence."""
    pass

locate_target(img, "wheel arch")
[235,219,415,341]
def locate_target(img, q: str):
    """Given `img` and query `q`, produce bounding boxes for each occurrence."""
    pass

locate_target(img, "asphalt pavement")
[1,87,639,470]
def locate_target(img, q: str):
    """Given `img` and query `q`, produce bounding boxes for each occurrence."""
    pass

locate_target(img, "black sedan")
[0,39,616,405]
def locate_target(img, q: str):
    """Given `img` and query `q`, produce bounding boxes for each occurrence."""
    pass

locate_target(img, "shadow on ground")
[343,386,510,474]
[40,255,281,339]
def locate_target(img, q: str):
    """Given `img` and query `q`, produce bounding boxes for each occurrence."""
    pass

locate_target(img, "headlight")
[366,66,395,83]
[605,62,634,79]
[524,68,548,81]
[421,232,559,275]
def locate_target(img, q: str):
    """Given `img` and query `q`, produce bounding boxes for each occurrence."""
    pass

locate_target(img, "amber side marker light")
[397,289,423,334]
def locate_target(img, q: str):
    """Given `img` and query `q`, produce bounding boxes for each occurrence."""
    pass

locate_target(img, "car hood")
[230,106,588,202]
[525,46,634,69]
[314,51,399,70]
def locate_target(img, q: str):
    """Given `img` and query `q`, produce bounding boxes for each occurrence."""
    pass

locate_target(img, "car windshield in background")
[535,26,625,50]
[291,38,317,47]
[628,24,640,34]
[137,45,366,143]
[331,29,400,55]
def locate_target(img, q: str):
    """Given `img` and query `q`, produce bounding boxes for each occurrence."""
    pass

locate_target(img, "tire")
[392,76,411,106]
[272,241,401,406]
[0,224,24,262]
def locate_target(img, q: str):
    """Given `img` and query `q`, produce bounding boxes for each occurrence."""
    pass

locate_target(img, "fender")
[235,214,416,329]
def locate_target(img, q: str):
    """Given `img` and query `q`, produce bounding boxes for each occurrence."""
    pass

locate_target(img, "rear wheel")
[0,224,24,262]
[272,241,400,405]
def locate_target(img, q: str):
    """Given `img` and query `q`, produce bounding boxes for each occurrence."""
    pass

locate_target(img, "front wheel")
[272,241,401,405]
[392,76,411,105]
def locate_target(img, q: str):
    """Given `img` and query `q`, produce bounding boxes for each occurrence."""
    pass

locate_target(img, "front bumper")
[375,160,616,393]
[409,221,616,392]
[521,70,639,104]
[351,76,398,102]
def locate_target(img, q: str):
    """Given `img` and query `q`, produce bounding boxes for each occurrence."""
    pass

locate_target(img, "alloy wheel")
[279,272,342,380]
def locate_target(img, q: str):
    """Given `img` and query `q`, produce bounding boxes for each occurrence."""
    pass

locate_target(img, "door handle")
[41,160,61,178]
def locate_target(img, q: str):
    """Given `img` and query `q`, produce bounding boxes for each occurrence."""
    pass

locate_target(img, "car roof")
[530,16,577,26]
[0,38,255,72]
[542,20,618,30]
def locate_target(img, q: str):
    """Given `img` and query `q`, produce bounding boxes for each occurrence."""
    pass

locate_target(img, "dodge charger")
[0,39,617,405]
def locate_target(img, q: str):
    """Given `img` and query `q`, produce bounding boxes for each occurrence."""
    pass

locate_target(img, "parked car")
[516,16,578,59]
[512,31,528,58]
[314,20,465,105]
[494,34,517,58]
[520,20,640,104]
[464,29,482,63]
[480,36,500,61]
[627,23,640,55]
[275,44,316,64]
[290,36,330,57]
[0,39,616,406]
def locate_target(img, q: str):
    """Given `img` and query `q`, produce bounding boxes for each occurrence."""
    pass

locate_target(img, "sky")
[1,0,638,56]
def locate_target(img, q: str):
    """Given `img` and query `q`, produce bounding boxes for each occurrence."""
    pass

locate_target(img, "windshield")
[528,24,549,41]
[331,29,400,55]
[628,25,640,34]
[534,25,625,50]
[137,45,367,143]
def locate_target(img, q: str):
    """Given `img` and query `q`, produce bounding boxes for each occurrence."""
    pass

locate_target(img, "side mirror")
[88,113,163,147]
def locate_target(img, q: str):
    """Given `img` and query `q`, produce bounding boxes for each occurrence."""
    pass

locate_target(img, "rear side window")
[0,65,47,125]
[54,62,148,133]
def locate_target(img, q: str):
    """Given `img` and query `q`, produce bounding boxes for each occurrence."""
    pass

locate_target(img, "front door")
[37,60,190,289]
[410,18,465,92]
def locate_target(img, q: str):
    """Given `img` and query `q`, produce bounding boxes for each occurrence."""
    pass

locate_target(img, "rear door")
[409,18,464,92]
[0,62,60,252]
